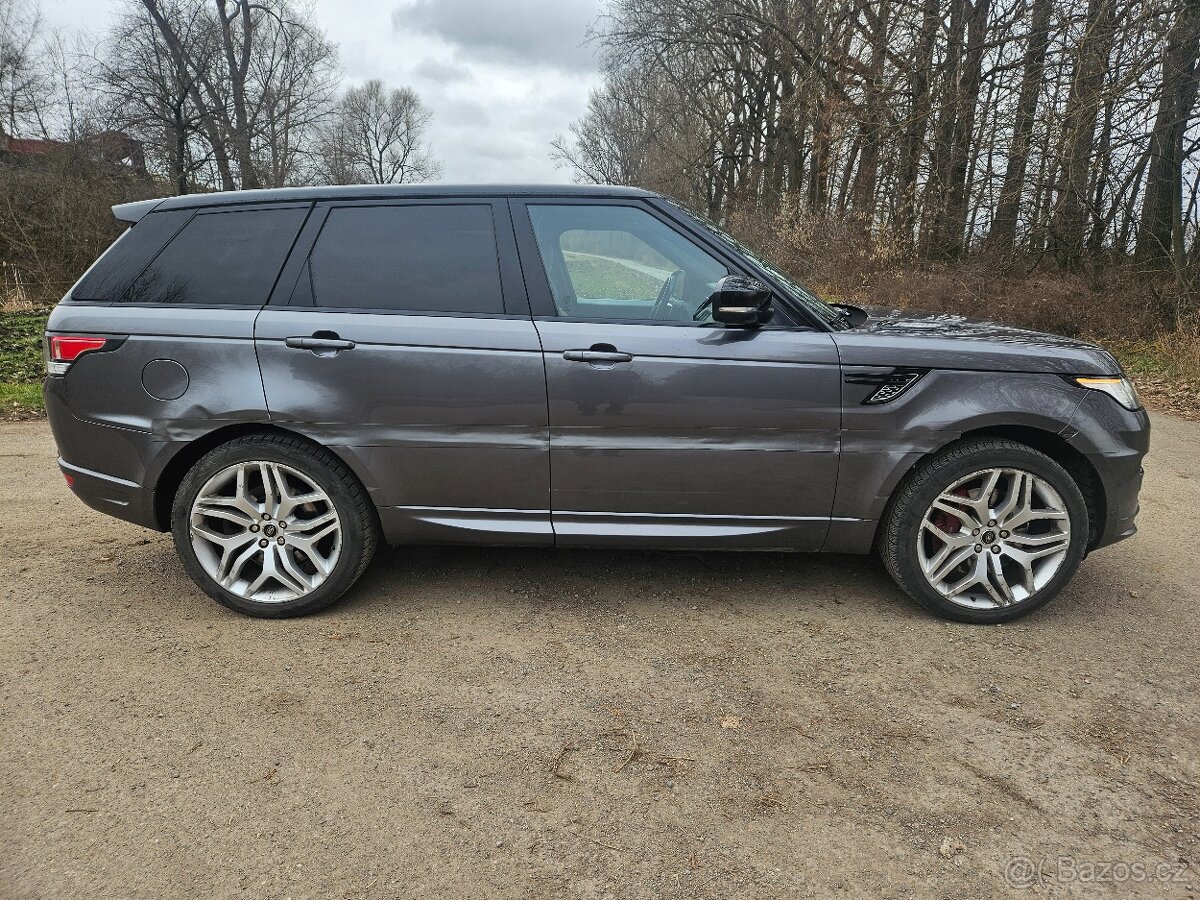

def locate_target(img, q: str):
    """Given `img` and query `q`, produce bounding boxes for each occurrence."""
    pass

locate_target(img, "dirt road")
[1,417,1197,899]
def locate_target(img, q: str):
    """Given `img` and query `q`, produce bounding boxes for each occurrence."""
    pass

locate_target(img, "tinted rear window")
[120,207,307,305]
[71,209,192,302]
[304,204,504,314]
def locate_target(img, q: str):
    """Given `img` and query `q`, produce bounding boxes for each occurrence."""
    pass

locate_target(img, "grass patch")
[562,252,665,301]
[0,312,49,383]
[0,381,43,413]
[0,312,48,417]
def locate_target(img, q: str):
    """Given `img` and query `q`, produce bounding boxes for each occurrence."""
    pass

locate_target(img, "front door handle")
[285,335,356,351]
[563,348,633,364]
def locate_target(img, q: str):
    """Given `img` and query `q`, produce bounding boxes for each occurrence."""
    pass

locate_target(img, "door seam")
[507,198,556,543]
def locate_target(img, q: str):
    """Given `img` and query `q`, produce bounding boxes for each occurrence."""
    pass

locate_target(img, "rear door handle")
[285,336,356,351]
[563,349,633,364]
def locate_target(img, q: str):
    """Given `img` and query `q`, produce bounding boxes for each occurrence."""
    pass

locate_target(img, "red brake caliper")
[932,487,971,536]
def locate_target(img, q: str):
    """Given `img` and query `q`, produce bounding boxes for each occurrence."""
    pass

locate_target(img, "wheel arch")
[884,424,1106,550]
[150,424,371,531]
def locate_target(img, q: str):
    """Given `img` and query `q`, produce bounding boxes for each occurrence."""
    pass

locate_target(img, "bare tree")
[134,0,338,190]
[253,7,340,186]
[555,0,1200,290]
[1050,0,1119,269]
[92,3,215,193]
[314,79,439,185]
[0,0,48,135]
[989,0,1054,253]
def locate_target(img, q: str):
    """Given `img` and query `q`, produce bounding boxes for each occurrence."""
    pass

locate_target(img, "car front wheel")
[880,438,1089,623]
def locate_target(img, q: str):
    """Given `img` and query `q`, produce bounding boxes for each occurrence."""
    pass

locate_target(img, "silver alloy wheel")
[189,461,341,604]
[917,467,1071,610]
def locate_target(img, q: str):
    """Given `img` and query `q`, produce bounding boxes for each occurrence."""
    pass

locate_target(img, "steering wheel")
[650,269,686,320]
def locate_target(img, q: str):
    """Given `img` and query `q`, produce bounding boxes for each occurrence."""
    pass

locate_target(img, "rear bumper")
[58,457,149,522]
[46,376,162,531]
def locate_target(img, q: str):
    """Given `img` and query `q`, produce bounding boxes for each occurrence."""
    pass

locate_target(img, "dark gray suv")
[44,185,1148,623]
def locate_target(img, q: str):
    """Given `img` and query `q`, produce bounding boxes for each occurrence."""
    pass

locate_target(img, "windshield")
[662,198,848,329]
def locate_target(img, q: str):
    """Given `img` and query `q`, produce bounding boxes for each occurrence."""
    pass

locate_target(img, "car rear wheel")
[171,433,378,618]
[880,438,1089,624]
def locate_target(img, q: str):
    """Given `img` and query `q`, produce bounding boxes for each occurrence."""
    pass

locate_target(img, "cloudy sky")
[37,0,606,182]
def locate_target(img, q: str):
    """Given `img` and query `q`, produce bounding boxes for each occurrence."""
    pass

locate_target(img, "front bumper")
[1064,392,1150,550]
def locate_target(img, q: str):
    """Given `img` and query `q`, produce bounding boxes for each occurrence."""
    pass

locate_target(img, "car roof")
[113,183,657,223]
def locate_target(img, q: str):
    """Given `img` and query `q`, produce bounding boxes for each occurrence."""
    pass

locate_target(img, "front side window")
[122,208,307,305]
[304,204,504,314]
[527,204,728,322]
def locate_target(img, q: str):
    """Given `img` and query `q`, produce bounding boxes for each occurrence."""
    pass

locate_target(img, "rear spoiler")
[112,198,163,224]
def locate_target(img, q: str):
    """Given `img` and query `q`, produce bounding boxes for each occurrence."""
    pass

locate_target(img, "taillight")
[47,336,108,375]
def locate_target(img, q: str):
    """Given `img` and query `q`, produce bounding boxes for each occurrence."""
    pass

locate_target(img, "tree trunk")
[807,96,832,212]
[216,0,260,189]
[1050,0,1116,270]
[138,0,236,190]
[895,0,938,245]
[1088,90,1116,257]
[939,0,992,258]
[1136,0,1200,270]
[849,0,890,223]
[172,98,188,194]
[989,0,1052,253]
[920,0,965,257]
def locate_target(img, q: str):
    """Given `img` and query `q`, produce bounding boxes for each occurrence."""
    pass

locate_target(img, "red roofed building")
[1,129,146,174]
[0,130,65,156]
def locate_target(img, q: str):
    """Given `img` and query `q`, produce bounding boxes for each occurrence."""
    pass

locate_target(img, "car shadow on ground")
[97,532,1131,627]
[331,543,912,621]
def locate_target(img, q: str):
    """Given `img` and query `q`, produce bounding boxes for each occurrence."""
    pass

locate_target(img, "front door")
[255,199,551,545]
[513,200,841,550]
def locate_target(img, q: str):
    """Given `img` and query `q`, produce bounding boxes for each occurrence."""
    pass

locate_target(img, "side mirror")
[709,275,773,327]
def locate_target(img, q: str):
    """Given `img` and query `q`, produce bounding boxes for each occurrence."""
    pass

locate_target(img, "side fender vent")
[844,368,927,405]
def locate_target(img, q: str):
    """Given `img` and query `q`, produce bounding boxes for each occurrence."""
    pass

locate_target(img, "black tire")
[171,432,379,618]
[879,438,1089,624]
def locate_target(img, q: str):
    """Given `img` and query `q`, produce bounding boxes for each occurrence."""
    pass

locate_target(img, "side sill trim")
[556,510,858,523]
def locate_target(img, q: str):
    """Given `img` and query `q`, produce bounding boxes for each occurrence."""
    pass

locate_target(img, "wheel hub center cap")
[263,524,278,537]
[982,529,996,544]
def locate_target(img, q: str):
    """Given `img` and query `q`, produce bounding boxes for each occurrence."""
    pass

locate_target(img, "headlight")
[1074,376,1142,411]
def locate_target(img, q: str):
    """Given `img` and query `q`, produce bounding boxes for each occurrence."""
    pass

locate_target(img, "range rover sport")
[44,185,1149,623]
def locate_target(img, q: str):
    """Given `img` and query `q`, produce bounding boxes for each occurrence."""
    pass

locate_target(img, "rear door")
[512,199,841,550]
[254,199,552,545]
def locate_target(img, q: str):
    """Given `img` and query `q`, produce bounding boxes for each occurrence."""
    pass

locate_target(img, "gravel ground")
[1,416,1197,899]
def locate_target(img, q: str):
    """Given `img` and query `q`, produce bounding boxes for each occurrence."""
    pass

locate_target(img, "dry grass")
[1102,326,1200,420]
